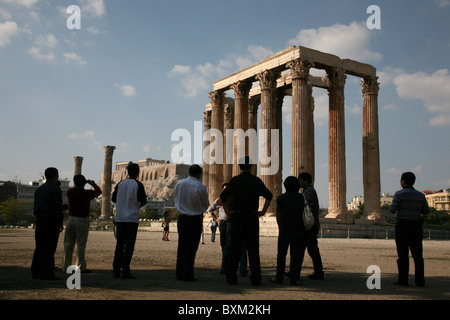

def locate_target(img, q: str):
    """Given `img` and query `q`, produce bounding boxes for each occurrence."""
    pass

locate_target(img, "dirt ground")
[0,228,448,305]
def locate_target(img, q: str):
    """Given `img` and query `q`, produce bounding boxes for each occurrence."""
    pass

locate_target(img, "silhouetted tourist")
[174,164,209,281]
[390,171,429,287]
[298,172,324,280]
[31,167,64,280]
[269,176,305,286]
[220,156,272,286]
[62,175,101,273]
[208,183,248,276]
[112,162,147,279]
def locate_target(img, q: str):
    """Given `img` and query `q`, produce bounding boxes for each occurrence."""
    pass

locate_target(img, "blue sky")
[0,0,449,208]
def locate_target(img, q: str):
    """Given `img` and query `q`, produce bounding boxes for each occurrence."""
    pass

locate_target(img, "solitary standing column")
[203,110,212,197]
[231,80,252,177]
[361,76,385,224]
[257,70,279,215]
[74,156,83,176]
[287,59,314,178]
[325,68,352,223]
[208,90,225,203]
[100,145,115,220]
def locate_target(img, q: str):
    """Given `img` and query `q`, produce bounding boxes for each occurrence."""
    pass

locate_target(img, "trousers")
[62,216,90,272]
[113,222,138,275]
[31,214,60,279]
[395,220,425,285]
[176,214,203,281]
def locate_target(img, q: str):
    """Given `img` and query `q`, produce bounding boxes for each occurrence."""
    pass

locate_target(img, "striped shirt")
[389,187,429,221]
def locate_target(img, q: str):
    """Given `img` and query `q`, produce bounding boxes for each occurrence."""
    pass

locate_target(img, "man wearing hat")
[62,174,102,273]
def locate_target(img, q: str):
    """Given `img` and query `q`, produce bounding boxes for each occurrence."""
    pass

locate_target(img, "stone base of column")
[325,209,354,224]
[360,210,388,225]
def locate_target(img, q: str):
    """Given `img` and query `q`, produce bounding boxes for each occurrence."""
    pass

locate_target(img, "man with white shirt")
[174,164,209,281]
[111,162,147,279]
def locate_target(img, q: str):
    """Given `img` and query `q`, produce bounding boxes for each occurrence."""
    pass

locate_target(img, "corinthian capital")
[361,76,380,95]
[230,80,252,99]
[208,90,225,107]
[326,67,346,88]
[256,70,278,90]
[103,145,116,157]
[203,110,212,126]
[224,104,234,121]
[287,59,314,79]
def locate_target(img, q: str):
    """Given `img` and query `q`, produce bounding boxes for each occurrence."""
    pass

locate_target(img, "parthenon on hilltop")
[203,45,384,224]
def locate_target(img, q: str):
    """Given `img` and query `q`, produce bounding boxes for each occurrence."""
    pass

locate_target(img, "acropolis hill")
[98,158,190,203]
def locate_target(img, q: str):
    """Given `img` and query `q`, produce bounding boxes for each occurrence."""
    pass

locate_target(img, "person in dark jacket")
[269,176,305,286]
[31,167,64,280]
[220,156,272,286]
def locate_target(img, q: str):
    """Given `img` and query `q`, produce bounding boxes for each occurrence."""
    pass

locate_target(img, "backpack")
[303,194,314,230]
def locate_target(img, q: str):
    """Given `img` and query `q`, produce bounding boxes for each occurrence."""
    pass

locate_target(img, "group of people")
[201,159,323,286]
[31,161,430,288]
[31,167,102,280]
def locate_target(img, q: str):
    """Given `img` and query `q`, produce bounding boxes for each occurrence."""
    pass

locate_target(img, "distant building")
[349,190,450,212]
[348,193,394,211]
[0,178,70,205]
[423,189,450,211]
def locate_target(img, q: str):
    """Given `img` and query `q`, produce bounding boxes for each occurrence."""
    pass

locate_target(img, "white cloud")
[393,69,450,126]
[435,0,450,7]
[86,26,104,35]
[167,65,191,77]
[346,103,361,115]
[168,45,274,98]
[0,8,12,20]
[63,52,87,65]
[68,130,95,139]
[35,34,58,49]
[80,0,106,18]
[381,103,399,111]
[0,21,19,47]
[28,34,58,62]
[287,21,382,62]
[115,84,137,97]
[0,0,38,8]
[180,73,209,98]
[28,46,55,61]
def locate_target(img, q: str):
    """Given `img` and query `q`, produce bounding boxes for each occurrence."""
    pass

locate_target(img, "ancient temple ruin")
[203,46,384,224]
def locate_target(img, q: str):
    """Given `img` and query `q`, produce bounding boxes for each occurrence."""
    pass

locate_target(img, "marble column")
[203,110,212,197]
[325,68,352,222]
[74,156,83,176]
[223,102,234,184]
[100,145,115,220]
[287,59,314,178]
[231,80,252,177]
[274,89,285,206]
[361,76,385,224]
[248,97,260,176]
[308,86,315,183]
[208,90,225,203]
[257,70,279,215]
